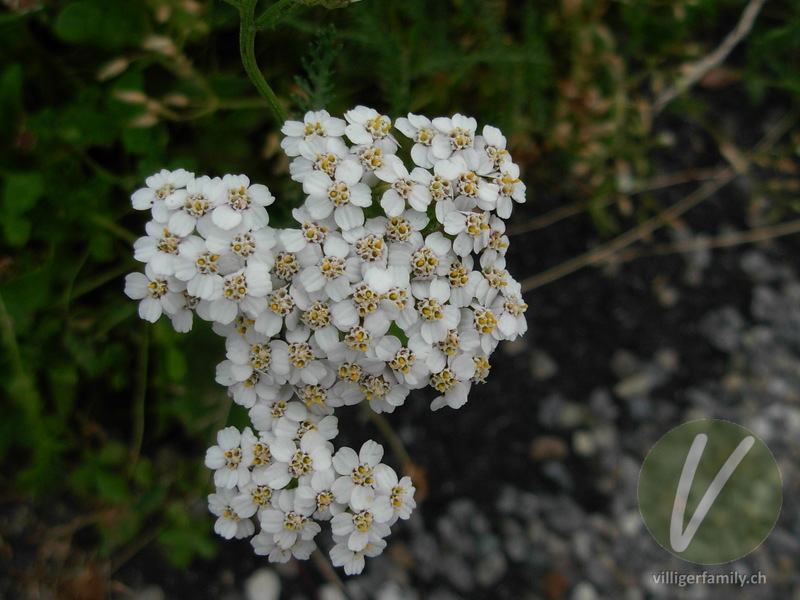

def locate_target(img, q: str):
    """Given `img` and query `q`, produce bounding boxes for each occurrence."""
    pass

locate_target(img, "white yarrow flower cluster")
[126,107,527,575]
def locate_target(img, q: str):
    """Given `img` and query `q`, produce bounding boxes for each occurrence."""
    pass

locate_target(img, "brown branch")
[508,168,728,238]
[652,0,768,114]
[519,170,737,292]
[361,405,412,467]
[611,218,800,263]
[507,199,611,236]
[311,549,354,600]
[639,167,732,192]
[518,110,796,293]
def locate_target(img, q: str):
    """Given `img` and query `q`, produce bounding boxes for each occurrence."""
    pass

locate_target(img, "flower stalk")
[237,0,289,123]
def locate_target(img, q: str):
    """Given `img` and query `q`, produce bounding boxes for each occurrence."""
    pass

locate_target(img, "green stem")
[69,263,135,303]
[360,404,412,467]
[238,1,289,123]
[256,0,302,29]
[127,328,149,479]
[0,292,43,431]
[89,213,138,245]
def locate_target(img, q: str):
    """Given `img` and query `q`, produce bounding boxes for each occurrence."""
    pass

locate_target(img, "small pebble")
[244,569,280,600]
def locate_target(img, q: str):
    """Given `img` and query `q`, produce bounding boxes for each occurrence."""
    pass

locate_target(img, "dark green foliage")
[292,25,343,112]
[0,0,797,579]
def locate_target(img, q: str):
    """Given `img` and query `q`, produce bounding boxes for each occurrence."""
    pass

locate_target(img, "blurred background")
[2,0,800,598]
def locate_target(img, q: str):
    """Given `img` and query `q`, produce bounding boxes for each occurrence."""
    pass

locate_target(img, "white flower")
[124,265,185,323]
[462,304,503,354]
[133,220,186,276]
[344,229,389,269]
[211,174,275,231]
[248,388,299,432]
[295,466,345,521]
[480,215,510,267]
[405,279,461,344]
[290,136,351,183]
[443,209,492,256]
[413,166,454,213]
[254,285,298,337]
[296,235,360,302]
[330,440,384,509]
[302,159,371,230]
[131,168,193,215]
[373,466,416,525]
[435,153,497,214]
[283,326,333,385]
[443,255,483,308]
[208,259,272,324]
[295,382,337,417]
[213,313,257,340]
[329,536,387,575]
[471,354,492,384]
[415,232,454,278]
[379,209,429,248]
[431,113,477,160]
[394,113,438,168]
[205,426,251,489]
[252,530,315,562]
[366,273,415,326]
[164,175,222,236]
[330,499,393,552]
[475,124,510,169]
[261,430,333,489]
[492,292,528,339]
[168,291,202,332]
[429,353,477,411]
[493,161,526,219]
[173,235,236,301]
[279,216,330,253]
[259,489,321,549]
[353,145,394,179]
[216,360,280,409]
[208,487,256,540]
[409,327,480,376]
[231,481,273,519]
[373,335,430,388]
[129,110,530,571]
[358,371,410,414]
[293,293,343,351]
[204,222,276,265]
[374,156,430,218]
[281,109,347,156]
[241,427,277,484]
[475,263,514,306]
[225,333,291,386]
[273,402,338,443]
[344,105,398,152]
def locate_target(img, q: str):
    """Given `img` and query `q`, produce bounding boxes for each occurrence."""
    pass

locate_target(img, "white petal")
[334,203,364,230]
[138,297,162,322]
[212,205,242,230]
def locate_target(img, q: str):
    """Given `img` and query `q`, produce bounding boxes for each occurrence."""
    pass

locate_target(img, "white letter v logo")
[670,433,755,553]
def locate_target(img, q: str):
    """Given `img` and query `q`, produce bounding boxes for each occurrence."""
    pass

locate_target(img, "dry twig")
[652,0,768,114]
[611,218,800,263]
[519,170,737,292]
[519,111,797,293]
